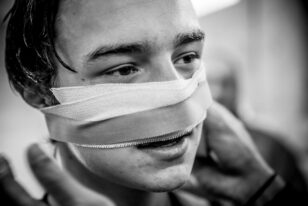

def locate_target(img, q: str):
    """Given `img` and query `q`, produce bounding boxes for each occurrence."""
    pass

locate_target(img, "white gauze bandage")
[40,66,213,149]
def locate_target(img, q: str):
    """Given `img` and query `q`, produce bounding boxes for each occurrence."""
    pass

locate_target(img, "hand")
[185,103,282,205]
[0,144,115,206]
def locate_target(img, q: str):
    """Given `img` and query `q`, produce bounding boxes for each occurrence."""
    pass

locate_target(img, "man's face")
[54,0,204,191]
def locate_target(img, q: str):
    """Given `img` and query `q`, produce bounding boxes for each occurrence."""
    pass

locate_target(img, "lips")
[136,130,192,149]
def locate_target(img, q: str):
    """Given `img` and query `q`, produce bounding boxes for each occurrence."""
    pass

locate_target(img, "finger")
[184,165,235,202]
[183,156,217,195]
[0,154,46,206]
[27,144,90,205]
[204,103,260,168]
[207,102,257,149]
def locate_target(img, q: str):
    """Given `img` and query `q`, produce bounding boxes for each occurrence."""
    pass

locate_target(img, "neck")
[57,143,171,206]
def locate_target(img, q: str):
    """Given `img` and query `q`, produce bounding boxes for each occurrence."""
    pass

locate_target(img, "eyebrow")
[85,29,205,63]
[86,42,150,62]
[174,29,205,48]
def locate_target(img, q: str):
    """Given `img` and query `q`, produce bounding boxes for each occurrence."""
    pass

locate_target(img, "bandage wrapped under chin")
[40,66,213,149]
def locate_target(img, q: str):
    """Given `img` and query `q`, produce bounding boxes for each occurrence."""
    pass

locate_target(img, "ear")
[22,88,54,108]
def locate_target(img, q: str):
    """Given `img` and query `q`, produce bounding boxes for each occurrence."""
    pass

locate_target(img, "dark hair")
[4,0,75,102]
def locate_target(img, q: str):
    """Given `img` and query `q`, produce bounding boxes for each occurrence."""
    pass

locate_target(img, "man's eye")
[104,65,139,76]
[174,52,200,65]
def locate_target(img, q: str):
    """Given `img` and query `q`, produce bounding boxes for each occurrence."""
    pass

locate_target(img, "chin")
[149,180,187,193]
[141,165,192,192]
[143,179,189,193]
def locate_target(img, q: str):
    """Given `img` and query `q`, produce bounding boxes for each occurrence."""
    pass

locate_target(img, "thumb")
[204,102,260,170]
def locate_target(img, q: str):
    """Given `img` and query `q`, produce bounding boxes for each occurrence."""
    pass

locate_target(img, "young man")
[1,0,307,205]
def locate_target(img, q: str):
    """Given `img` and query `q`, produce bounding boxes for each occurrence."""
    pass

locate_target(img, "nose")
[148,55,183,82]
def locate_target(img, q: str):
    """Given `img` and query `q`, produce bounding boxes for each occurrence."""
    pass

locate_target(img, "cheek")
[76,147,146,181]
[73,147,170,191]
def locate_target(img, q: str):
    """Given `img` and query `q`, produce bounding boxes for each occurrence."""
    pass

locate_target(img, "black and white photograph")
[0,0,307,205]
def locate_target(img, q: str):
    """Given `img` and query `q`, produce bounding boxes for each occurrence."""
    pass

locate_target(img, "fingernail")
[27,143,50,166]
[28,143,44,158]
[0,154,10,178]
[37,141,56,158]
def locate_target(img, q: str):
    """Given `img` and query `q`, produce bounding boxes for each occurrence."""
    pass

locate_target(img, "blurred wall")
[200,0,308,180]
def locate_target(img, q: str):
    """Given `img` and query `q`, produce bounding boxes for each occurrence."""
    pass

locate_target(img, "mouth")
[136,130,193,149]
[73,128,194,150]
[136,129,193,161]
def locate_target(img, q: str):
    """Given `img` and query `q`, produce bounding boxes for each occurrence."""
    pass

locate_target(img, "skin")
[46,0,204,205]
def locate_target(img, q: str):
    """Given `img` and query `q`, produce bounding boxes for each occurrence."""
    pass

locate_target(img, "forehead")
[55,0,199,66]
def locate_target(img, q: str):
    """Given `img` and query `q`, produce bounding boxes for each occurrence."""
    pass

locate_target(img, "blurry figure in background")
[205,54,308,193]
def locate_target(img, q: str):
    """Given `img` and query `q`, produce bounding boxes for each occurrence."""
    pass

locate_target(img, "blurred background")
[0,0,308,198]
